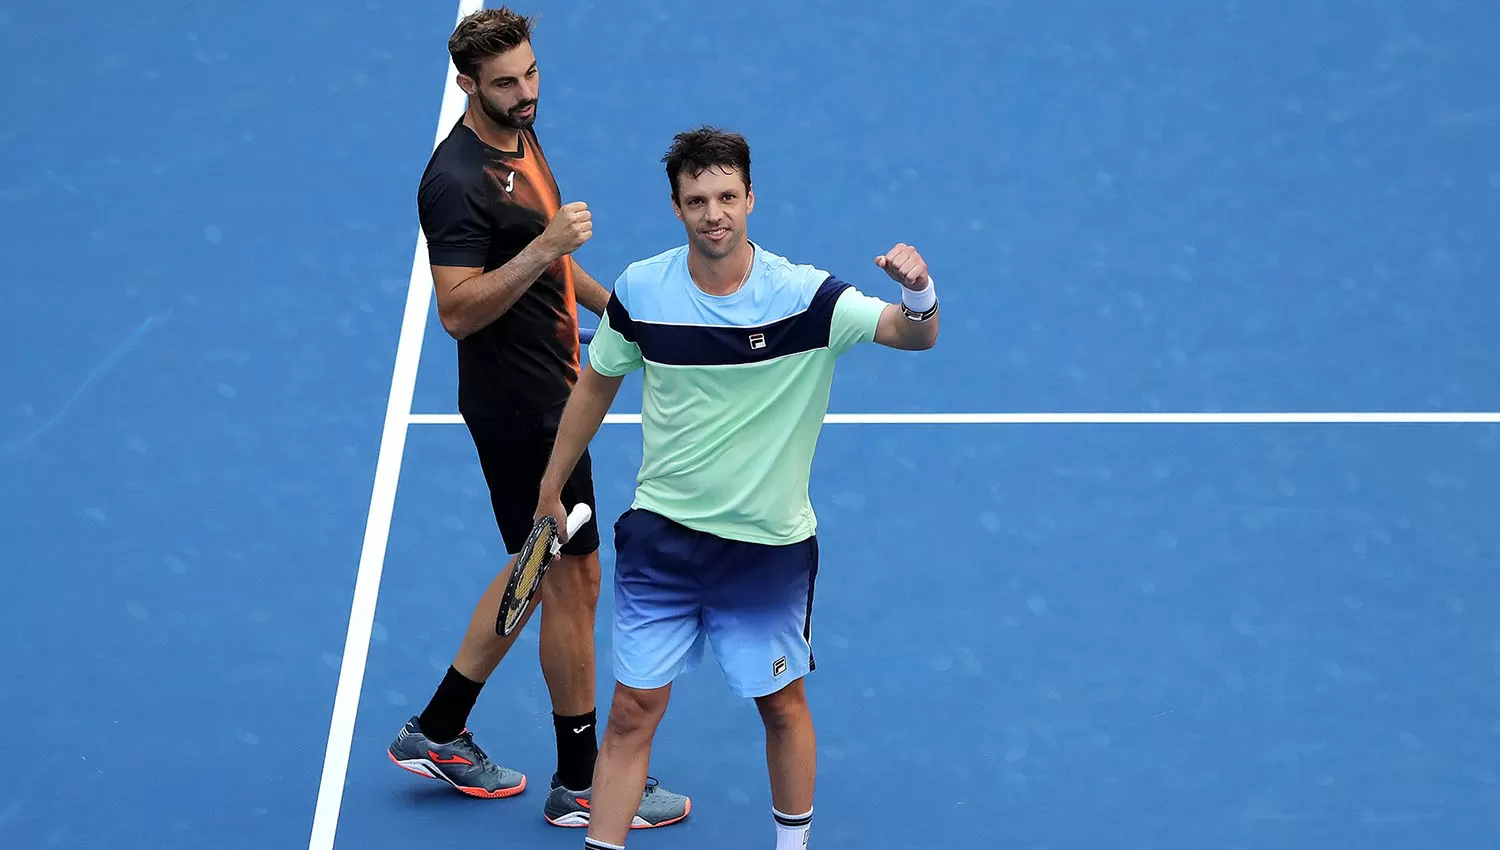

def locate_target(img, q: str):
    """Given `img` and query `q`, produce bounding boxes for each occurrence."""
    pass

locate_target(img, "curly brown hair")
[661,126,753,202]
[448,7,536,80]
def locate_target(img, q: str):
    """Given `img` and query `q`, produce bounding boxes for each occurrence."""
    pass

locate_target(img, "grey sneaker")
[387,716,526,798]
[543,773,691,828]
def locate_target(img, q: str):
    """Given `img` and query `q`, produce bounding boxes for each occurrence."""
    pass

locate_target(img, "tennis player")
[534,126,940,849]
[385,8,689,830]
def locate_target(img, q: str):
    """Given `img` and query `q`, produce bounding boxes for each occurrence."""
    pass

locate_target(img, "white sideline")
[408,411,1500,425]
[307,2,482,848]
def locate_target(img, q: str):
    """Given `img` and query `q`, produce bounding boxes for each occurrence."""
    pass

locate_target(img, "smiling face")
[672,164,755,261]
[661,127,756,262]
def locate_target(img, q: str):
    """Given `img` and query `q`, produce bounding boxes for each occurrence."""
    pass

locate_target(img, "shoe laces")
[453,730,492,764]
[642,776,660,795]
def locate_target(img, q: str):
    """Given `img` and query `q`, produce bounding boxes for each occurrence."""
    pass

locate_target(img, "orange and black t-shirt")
[418,119,581,417]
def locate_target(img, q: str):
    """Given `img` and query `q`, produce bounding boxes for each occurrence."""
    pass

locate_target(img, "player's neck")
[463,105,522,153]
[688,240,754,297]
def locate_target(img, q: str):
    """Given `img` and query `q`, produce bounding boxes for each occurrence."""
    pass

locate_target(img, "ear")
[456,72,477,96]
[745,185,755,215]
[671,194,682,220]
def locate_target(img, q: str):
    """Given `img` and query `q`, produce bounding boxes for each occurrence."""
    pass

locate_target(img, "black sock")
[553,709,599,791]
[418,666,484,743]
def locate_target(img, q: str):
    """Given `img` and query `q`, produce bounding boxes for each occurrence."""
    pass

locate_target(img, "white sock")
[773,806,812,849]
[583,839,624,850]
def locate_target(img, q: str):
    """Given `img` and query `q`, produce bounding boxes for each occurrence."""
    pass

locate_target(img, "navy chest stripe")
[618,276,849,367]
[606,291,637,342]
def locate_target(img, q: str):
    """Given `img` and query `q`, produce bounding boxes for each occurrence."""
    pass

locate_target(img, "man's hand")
[870,241,939,351]
[874,243,930,290]
[534,492,571,544]
[538,201,593,261]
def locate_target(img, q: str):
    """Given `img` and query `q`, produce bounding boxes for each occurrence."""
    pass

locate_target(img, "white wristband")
[900,274,936,313]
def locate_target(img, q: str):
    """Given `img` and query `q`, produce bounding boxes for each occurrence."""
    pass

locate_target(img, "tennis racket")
[494,503,593,637]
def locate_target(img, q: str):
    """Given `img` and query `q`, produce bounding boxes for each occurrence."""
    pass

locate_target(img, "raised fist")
[874,243,930,290]
[541,201,593,257]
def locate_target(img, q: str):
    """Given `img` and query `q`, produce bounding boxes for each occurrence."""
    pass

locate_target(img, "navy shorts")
[611,508,819,698]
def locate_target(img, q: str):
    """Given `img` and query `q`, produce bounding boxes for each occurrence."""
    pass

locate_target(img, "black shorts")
[463,404,600,557]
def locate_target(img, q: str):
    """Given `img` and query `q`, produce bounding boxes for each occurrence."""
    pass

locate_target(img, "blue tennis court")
[3,1,1498,848]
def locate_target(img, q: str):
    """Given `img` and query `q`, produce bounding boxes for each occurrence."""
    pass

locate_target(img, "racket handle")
[565,503,593,537]
[579,327,595,344]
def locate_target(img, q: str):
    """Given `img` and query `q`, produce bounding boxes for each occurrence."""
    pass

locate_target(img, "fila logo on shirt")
[748,333,767,350]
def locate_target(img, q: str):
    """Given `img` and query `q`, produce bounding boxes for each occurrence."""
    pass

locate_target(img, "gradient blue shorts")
[611,508,819,699]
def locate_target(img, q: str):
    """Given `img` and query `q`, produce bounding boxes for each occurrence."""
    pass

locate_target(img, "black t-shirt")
[418,119,582,417]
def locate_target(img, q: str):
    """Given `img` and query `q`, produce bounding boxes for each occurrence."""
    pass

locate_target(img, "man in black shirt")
[385,8,689,831]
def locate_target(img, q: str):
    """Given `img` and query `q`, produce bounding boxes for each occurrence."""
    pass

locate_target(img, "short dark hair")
[661,126,752,201]
[449,7,536,80]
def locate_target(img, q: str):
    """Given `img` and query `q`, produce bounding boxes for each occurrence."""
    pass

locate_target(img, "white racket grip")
[565,503,593,538]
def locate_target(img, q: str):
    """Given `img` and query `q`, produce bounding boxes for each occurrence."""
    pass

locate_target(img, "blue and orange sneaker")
[543,772,691,828]
[387,716,526,799]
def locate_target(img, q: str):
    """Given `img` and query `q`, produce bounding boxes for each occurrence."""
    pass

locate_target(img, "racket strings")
[511,535,551,601]
[499,519,558,633]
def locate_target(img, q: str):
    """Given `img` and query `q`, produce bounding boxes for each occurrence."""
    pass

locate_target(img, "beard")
[479,92,537,131]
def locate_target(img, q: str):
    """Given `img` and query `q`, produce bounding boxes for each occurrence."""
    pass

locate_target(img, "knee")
[755,681,809,734]
[540,552,601,611]
[605,685,669,740]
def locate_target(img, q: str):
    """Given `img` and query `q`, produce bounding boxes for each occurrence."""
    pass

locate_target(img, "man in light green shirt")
[535,127,940,850]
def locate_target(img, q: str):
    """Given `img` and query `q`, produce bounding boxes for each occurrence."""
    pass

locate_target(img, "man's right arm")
[539,365,623,498]
[419,167,593,340]
[534,364,623,538]
[535,294,644,540]
[431,239,559,341]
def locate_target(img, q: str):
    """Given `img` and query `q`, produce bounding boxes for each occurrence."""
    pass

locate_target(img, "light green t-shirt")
[588,243,889,545]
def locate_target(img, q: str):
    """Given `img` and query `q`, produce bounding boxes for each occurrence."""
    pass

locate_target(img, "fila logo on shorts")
[772,656,788,676]
[748,333,767,350]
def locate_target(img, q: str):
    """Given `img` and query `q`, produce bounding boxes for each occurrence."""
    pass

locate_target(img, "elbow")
[439,306,470,340]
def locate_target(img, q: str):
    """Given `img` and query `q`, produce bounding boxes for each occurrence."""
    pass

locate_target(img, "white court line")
[307,2,481,848]
[408,411,1500,426]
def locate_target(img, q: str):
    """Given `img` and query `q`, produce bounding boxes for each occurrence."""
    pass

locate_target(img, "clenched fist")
[875,243,930,290]
[540,201,593,258]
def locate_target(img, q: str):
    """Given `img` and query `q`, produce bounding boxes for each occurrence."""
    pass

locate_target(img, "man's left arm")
[870,243,940,351]
[571,258,611,316]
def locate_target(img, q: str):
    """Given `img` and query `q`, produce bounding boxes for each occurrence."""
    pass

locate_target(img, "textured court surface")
[2,1,1499,848]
